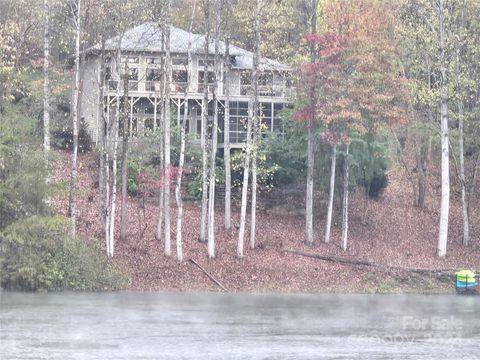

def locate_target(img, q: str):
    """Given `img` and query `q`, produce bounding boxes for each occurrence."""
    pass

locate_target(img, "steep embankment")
[52,150,480,293]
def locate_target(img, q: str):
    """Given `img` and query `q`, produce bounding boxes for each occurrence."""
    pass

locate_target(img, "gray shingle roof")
[96,22,291,71]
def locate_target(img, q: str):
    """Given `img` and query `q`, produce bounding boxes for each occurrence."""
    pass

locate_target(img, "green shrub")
[0,216,128,291]
[187,160,225,199]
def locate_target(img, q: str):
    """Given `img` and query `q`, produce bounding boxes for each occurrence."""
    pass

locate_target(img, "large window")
[146,68,161,91]
[198,59,215,67]
[146,57,161,64]
[229,101,249,143]
[259,72,273,86]
[198,70,215,92]
[146,68,161,81]
[172,56,188,66]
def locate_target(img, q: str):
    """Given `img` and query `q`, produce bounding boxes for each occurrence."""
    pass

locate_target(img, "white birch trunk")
[98,41,107,230]
[120,62,129,243]
[199,2,211,243]
[175,0,196,262]
[324,144,336,243]
[249,0,261,250]
[207,0,221,258]
[43,0,50,155]
[437,0,450,258]
[305,0,317,246]
[176,101,187,262]
[163,1,172,256]
[237,101,253,258]
[156,83,165,241]
[223,20,232,231]
[455,5,469,247]
[107,41,122,258]
[69,0,82,237]
[341,144,349,251]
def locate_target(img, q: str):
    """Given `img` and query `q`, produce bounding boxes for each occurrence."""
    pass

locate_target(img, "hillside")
[52,150,480,293]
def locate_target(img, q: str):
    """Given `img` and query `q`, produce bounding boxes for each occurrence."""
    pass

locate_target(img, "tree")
[68,0,82,237]
[43,0,50,156]
[119,60,130,243]
[297,0,408,250]
[249,0,262,250]
[305,0,317,246]
[199,0,211,244]
[175,0,197,262]
[237,0,260,258]
[324,143,336,243]
[223,0,232,231]
[206,0,221,258]
[436,0,449,258]
[163,0,172,256]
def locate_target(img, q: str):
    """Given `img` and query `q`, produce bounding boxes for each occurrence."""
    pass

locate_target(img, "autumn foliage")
[295,0,409,144]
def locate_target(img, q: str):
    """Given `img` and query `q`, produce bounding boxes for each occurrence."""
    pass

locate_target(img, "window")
[146,68,161,82]
[259,72,273,86]
[146,57,161,64]
[259,102,272,133]
[173,70,188,84]
[172,56,188,66]
[228,101,249,143]
[121,56,139,64]
[240,71,251,85]
[198,71,215,84]
[273,103,285,132]
[108,80,118,90]
[128,68,138,81]
[198,59,215,67]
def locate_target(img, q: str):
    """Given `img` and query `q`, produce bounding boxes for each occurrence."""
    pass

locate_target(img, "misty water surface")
[0,292,479,359]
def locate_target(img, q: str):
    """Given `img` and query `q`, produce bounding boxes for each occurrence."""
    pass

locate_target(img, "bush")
[349,135,390,199]
[187,161,224,199]
[52,126,92,153]
[0,216,128,291]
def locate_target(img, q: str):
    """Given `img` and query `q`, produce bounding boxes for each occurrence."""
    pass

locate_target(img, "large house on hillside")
[80,22,295,148]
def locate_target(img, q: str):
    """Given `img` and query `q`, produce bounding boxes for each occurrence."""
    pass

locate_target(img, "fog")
[1,292,479,359]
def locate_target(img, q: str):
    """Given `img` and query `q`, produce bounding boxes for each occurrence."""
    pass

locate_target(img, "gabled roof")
[95,22,291,71]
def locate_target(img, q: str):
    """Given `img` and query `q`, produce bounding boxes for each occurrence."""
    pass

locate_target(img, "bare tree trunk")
[174,0,195,262]
[305,0,318,246]
[163,0,172,256]
[207,0,220,258]
[155,32,166,242]
[237,101,253,258]
[455,2,469,246]
[176,100,187,261]
[341,144,349,251]
[69,0,82,237]
[238,0,261,258]
[98,39,107,228]
[437,0,450,258]
[120,62,130,242]
[249,0,261,250]
[324,144,336,243]
[199,0,211,243]
[43,0,50,155]
[223,2,232,231]
[107,43,122,258]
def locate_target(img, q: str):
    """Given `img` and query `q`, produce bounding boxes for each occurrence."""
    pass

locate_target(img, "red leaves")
[292,109,312,122]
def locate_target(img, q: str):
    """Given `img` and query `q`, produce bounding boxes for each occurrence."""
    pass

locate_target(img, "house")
[79,22,295,148]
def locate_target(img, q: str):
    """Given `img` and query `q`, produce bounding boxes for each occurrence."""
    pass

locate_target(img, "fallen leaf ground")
[52,149,480,294]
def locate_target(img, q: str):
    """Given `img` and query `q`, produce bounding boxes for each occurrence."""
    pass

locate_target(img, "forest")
[0,0,479,293]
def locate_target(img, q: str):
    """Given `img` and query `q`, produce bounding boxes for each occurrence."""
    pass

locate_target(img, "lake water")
[0,292,479,359]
